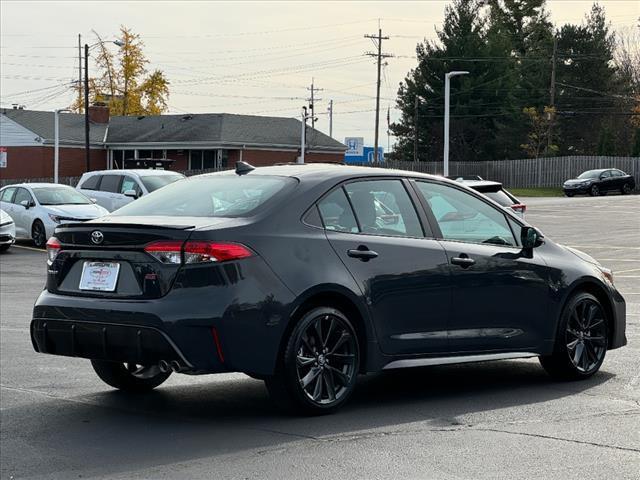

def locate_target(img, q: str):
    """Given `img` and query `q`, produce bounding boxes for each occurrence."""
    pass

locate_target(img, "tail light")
[511,203,527,214]
[46,237,62,262]
[144,240,252,264]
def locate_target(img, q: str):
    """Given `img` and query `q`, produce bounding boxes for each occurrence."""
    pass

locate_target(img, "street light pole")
[54,108,71,183]
[84,43,90,173]
[443,71,469,176]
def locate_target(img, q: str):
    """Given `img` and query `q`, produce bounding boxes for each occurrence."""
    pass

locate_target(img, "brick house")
[0,106,346,183]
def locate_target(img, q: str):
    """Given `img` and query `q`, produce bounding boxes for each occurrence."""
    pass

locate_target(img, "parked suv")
[76,169,185,212]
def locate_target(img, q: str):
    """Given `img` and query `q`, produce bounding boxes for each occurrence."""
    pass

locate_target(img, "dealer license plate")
[79,262,120,292]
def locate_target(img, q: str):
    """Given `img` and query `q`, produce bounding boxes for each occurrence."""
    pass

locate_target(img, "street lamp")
[443,70,469,176]
[54,108,72,183]
[84,39,124,173]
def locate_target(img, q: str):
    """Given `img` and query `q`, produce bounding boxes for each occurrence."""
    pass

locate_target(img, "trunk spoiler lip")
[56,222,197,231]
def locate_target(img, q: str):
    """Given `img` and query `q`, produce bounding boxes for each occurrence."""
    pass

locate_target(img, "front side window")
[111,175,295,218]
[344,180,422,237]
[13,188,34,205]
[317,188,358,233]
[416,182,516,246]
[99,175,122,193]
[120,176,142,196]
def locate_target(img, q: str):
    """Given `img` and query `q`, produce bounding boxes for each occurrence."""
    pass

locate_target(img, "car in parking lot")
[76,169,185,212]
[0,209,16,252]
[449,178,526,218]
[563,169,635,197]
[31,163,626,414]
[0,184,109,247]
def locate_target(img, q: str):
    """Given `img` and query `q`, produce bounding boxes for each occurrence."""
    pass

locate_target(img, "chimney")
[88,103,110,124]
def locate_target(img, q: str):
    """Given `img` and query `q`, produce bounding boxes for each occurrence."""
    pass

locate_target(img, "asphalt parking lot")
[1,195,639,479]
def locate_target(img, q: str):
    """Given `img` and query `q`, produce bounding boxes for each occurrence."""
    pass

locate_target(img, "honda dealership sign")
[344,137,364,157]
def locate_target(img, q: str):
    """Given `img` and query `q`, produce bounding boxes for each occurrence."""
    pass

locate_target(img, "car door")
[11,187,35,237]
[318,178,451,355]
[599,170,615,192]
[0,188,18,234]
[414,180,550,353]
[97,175,124,212]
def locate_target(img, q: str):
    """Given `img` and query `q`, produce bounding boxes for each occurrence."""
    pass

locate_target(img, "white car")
[0,183,109,247]
[76,169,185,212]
[0,209,16,252]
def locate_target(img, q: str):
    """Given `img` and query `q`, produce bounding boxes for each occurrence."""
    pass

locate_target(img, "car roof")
[1,183,74,189]
[204,163,452,184]
[83,169,184,177]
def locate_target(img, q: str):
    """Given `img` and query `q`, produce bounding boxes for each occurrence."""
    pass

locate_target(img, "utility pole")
[84,43,90,173]
[307,78,322,129]
[328,99,333,138]
[444,71,469,176]
[365,27,392,163]
[78,34,82,112]
[414,96,419,162]
[547,35,558,151]
[299,106,311,164]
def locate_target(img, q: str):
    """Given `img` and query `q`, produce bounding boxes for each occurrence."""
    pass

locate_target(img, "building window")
[190,150,203,170]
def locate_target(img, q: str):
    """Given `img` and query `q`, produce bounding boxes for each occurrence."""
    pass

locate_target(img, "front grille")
[31,318,191,367]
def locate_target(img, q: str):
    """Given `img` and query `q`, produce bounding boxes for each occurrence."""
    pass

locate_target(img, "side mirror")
[521,226,543,250]
[123,189,138,199]
[90,198,97,204]
[20,200,30,209]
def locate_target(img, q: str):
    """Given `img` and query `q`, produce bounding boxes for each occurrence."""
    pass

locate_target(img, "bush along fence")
[350,156,640,189]
[1,156,638,190]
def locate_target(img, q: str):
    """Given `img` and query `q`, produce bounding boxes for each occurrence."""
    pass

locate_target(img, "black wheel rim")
[296,314,357,405]
[566,299,607,373]
[623,184,630,193]
[33,223,45,247]
[126,363,162,379]
[592,186,599,195]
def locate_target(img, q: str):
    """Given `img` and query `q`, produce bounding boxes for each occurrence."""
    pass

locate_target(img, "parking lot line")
[615,268,640,274]
[11,245,45,253]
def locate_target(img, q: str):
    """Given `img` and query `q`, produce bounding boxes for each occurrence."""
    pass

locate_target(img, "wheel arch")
[283,285,377,373]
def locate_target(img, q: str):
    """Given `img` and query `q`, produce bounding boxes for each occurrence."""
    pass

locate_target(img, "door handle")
[347,246,378,261]
[451,254,475,268]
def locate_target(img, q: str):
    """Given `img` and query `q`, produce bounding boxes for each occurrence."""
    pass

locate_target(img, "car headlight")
[598,266,614,286]
[48,214,61,224]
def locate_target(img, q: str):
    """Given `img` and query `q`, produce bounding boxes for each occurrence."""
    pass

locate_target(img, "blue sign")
[343,146,384,164]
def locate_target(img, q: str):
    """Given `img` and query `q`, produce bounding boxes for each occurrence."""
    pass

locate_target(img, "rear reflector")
[144,240,252,264]
[46,237,61,262]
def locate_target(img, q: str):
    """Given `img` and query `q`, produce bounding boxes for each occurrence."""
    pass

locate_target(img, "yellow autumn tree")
[520,106,559,158]
[71,26,170,116]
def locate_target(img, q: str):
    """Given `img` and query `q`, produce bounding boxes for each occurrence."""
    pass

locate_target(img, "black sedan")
[563,168,635,197]
[31,163,627,414]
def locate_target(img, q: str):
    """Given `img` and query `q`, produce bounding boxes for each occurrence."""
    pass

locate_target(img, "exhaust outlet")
[158,360,170,373]
[170,360,182,373]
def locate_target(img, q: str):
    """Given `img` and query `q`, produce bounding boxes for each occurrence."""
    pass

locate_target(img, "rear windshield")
[32,187,92,205]
[111,175,295,217]
[484,190,515,207]
[140,174,185,192]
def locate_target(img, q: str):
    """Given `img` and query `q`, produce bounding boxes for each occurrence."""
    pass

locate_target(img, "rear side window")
[344,180,422,237]
[0,188,16,202]
[111,175,295,218]
[484,190,515,207]
[140,174,184,192]
[99,175,122,193]
[80,175,101,190]
[318,188,358,233]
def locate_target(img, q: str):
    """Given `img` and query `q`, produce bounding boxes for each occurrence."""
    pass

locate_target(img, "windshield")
[32,187,92,206]
[577,170,602,179]
[111,175,296,217]
[140,174,185,192]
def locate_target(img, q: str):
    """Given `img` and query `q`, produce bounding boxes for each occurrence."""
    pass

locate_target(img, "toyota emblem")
[90,230,104,245]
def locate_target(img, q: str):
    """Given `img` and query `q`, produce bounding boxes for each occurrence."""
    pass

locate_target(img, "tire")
[621,183,632,195]
[31,220,47,248]
[0,244,10,253]
[564,192,574,198]
[588,185,599,196]
[91,360,171,392]
[265,307,360,415]
[539,292,608,380]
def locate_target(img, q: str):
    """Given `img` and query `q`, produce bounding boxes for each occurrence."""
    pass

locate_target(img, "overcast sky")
[1,1,638,148]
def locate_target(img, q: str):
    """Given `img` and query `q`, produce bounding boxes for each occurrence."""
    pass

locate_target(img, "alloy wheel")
[295,314,357,405]
[590,185,599,196]
[565,298,607,373]
[32,221,46,248]
[622,184,631,194]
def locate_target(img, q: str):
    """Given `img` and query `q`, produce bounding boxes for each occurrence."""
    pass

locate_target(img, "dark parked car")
[563,169,635,197]
[449,179,526,218]
[31,163,627,414]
